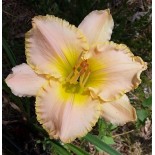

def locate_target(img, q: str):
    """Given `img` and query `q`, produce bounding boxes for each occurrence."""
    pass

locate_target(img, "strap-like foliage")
[85,133,121,155]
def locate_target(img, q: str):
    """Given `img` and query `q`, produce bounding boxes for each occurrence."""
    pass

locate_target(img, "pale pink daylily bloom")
[5,9,147,143]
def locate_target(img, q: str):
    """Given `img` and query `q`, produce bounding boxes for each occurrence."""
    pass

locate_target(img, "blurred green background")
[3,0,152,155]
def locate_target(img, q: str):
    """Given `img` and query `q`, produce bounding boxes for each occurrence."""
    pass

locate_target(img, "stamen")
[80,70,91,88]
[66,70,74,81]
[69,70,80,84]
[66,52,91,87]
[79,71,85,85]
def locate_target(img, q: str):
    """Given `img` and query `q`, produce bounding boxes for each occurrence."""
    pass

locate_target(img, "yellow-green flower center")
[65,56,91,93]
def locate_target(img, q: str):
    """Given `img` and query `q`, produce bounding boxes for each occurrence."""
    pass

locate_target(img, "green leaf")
[137,109,148,122]
[96,136,115,152]
[51,141,71,155]
[66,143,89,155]
[2,37,17,66]
[109,124,118,130]
[36,140,41,144]
[142,97,152,108]
[43,144,46,151]
[84,133,121,155]
[102,136,115,145]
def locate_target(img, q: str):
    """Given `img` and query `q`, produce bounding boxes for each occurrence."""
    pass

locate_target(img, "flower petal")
[26,15,89,79]
[36,80,101,143]
[78,9,114,46]
[86,42,147,101]
[101,94,137,125]
[5,63,46,97]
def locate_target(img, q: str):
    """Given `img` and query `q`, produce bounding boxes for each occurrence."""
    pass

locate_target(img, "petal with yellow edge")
[36,80,101,143]
[5,63,47,97]
[86,42,147,101]
[78,9,114,46]
[101,94,137,125]
[26,15,89,79]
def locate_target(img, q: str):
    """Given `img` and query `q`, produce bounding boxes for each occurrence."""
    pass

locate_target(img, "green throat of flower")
[65,58,91,94]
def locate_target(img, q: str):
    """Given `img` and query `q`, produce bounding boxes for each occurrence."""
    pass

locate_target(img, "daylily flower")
[5,9,147,143]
